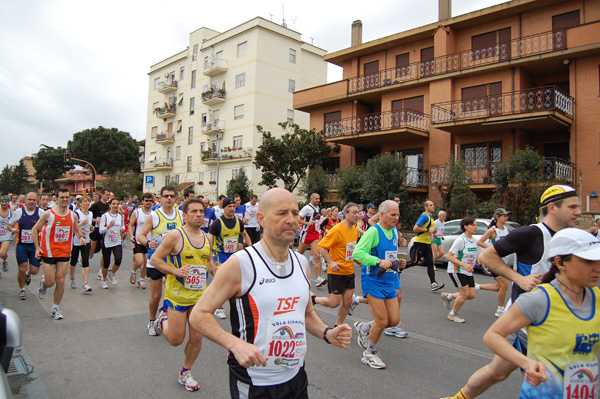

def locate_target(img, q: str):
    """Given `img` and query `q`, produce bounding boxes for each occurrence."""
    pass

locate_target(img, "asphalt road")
[1,243,525,399]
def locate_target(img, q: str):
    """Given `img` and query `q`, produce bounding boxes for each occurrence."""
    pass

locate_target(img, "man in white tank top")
[189,188,352,399]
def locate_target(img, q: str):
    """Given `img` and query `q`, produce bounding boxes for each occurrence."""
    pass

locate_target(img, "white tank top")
[134,208,151,244]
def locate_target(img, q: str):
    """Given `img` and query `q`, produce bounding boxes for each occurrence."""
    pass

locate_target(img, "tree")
[10,160,32,194]
[432,155,477,219]
[32,145,71,191]
[102,171,143,199]
[226,167,252,203]
[299,165,330,203]
[493,148,547,225]
[361,153,408,206]
[335,164,365,205]
[0,165,13,194]
[68,126,140,175]
[253,122,340,192]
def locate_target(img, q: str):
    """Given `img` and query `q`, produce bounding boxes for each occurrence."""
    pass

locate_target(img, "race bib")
[184,265,207,290]
[80,225,90,239]
[0,226,6,235]
[466,257,476,266]
[385,250,397,262]
[235,213,244,220]
[108,230,120,242]
[54,226,70,242]
[224,236,238,253]
[564,360,599,399]
[345,242,356,261]
[21,229,33,244]
[265,317,306,368]
[202,217,209,228]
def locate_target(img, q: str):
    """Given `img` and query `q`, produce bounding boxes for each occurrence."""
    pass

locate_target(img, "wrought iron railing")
[323,109,430,138]
[201,89,226,102]
[203,58,228,72]
[157,80,178,91]
[156,132,175,142]
[406,167,429,188]
[327,172,340,189]
[544,157,574,183]
[431,85,573,123]
[156,106,176,117]
[348,29,566,94]
[147,158,173,169]
[201,120,225,133]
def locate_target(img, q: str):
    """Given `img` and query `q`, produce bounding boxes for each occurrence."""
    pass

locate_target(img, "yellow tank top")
[213,216,241,254]
[414,212,434,244]
[165,227,211,307]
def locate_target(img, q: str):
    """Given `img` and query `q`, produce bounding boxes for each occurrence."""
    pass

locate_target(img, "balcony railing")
[348,29,566,94]
[430,157,574,186]
[406,167,429,188]
[327,172,340,189]
[143,158,173,171]
[203,59,228,76]
[156,132,175,143]
[201,120,225,134]
[431,86,573,124]
[155,106,176,119]
[201,147,253,162]
[157,80,178,93]
[201,89,226,104]
[323,109,430,139]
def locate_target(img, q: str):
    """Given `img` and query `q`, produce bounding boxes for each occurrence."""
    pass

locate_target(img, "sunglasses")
[162,194,176,198]
[144,199,154,202]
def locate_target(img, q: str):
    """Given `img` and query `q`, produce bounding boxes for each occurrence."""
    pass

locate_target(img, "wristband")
[323,326,332,344]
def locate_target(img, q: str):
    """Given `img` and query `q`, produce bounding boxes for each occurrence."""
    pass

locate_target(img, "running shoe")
[70,279,76,289]
[97,269,103,280]
[100,279,108,289]
[354,321,369,349]
[129,269,137,285]
[494,306,505,318]
[315,277,327,288]
[2,259,8,272]
[214,308,226,319]
[441,292,453,310]
[19,289,26,300]
[178,370,200,391]
[447,313,465,323]
[431,282,445,291]
[384,326,408,338]
[475,283,481,292]
[148,321,158,336]
[82,284,92,293]
[108,272,117,285]
[155,310,168,335]
[25,271,31,285]
[137,279,146,290]
[348,294,360,316]
[38,278,47,299]
[51,307,64,320]
[361,350,386,369]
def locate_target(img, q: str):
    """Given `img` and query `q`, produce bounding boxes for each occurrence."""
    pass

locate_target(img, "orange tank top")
[40,208,75,258]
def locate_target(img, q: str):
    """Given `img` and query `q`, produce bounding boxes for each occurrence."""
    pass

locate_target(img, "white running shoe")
[447,313,465,323]
[494,306,505,318]
[82,284,92,293]
[19,289,26,300]
[475,283,481,292]
[315,277,327,288]
[431,282,445,291]
[354,321,369,349]
[155,310,168,335]
[129,269,137,285]
[148,321,158,336]
[2,259,8,272]
[97,269,103,280]
[38,278,47,299]
[108,272,117,285]
[384,326,408,338]
[348,294,360,316]
[441,292,453,310]
[214,308,226,319]
[51,307,64,320]
[178,370,200,391]
[69,279,76,289]
[100,279,108,289]
[137,279,146,290]
[361,350,386,369]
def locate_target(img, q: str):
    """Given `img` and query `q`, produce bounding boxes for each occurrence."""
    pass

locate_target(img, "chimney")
[439,0,451,21]
[351,20,362,46]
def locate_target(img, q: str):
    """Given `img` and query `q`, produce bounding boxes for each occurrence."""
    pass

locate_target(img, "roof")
[177,182,195,192]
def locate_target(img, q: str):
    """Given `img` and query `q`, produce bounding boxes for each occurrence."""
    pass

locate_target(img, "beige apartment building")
[143,17,327,198]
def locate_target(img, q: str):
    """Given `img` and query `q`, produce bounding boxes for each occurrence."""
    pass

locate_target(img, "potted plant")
[197,181,203,185]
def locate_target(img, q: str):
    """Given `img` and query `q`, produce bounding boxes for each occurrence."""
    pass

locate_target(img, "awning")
[177,182,195,192]
[176,119,183,133]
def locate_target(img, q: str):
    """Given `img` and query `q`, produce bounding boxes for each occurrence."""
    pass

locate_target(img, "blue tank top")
[17,207,41,245]
[365,224,398,282]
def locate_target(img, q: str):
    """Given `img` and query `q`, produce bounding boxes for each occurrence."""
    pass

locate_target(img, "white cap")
[547,228,600,261]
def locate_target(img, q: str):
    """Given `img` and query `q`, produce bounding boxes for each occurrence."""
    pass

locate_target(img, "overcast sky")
[0,0,505,166]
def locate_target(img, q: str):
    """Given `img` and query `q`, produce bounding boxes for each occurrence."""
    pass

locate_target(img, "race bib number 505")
[184,265,207,290]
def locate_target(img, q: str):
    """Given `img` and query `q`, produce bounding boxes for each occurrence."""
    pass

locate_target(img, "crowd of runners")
[0,182,598,399]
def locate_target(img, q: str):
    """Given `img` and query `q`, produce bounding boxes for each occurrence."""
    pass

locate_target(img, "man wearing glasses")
[137,186,183,335]
[128,192,154,290]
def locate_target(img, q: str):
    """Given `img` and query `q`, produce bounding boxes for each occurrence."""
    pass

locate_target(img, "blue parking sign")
[145,175,154,185]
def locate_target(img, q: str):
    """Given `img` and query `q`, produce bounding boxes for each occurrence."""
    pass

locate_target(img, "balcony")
[201,147,253,164]
[201,88,226,105]
[201,120,225,135]
[430,157,574,187]
[323,109,430,148]
[157,80,178,94]
[346,29,566,95]
[327,167,428,190]
[203,59,228,76]
[156,132,175,144]
[155,105,176,119]
[431,86,573,135]
[141,158,173,171]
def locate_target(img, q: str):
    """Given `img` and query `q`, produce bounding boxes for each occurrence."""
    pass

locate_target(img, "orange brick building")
[294,0,600,211]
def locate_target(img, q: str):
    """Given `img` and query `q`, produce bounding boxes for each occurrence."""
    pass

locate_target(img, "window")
[193,44,198,61]
[190,97,195,115]
[176,119,182,133]
[153,101,159,110]
[234,105,244,120]
[235,73,246,88]
[187,156,192,172]
[174,174,180,185]
[180,67,185,80]
[201,113,207,127]
[323,111,342,136]
[471,28,511,61]
[154,78,160,90]
[421,47,435,77]
[391,96,424,127]
[232,168,240,179]
[167,122,173,133]
[167,147,172,160]
[363,61,379,89]
[287,109,294,124]
[188,127,193,145]
[210,170,217,182]
[461,142,502,184]
[233,135,243,148]
[191,70,196,89]
[289,48,296,63]
[198,171,204,182]
[178,93,184,106]
[200,142,206,153]
[461,82,502,115]
[176,146,181,160]
[237,41,247,57]
[165,175,170,186]
[212,141,218,152]
[288,79,295,92]
[151,126,158,139]
[553,10,580,49]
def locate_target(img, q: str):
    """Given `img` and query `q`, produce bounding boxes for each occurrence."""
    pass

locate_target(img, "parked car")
[1,301,22,399]
[407,218,520,274]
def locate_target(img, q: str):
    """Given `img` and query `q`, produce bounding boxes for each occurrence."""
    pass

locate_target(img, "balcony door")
[324,111,342,137]
[462,142,501,184]
[420,47,434,77]
[363,61,379,90]
[552,10,579,49]
[391,96,424,128]
[545,142,570,161]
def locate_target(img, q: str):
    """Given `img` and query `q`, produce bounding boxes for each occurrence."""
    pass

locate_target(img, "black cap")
[222,197,235,208]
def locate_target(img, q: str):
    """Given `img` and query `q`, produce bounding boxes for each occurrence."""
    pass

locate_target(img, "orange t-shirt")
[317,222,359,275]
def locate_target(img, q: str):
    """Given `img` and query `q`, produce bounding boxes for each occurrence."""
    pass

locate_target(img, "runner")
[9,194,21,211]
[587,216,600,239]
[98,198,125,289]
[441,184,581,399]
[178,189,195,211]
[137,185,184,335]
[483,228,600,399]
[475,208,511,317]
[320,206,340,237]
[9,192,44,300]
[200,198,216,234]
[440,217,478,323]
[150,197,214,392]
[312,202,360,326]
[68,195,93,292]
[297,193,325,286]
[0,198,12,275]
[243,195,260,245]
[213,194,226,218]
[359,204,377,233]
[233,194,246,224]
[32,188,86,320]
[89,188,110,262]
[39,193,50,211]
[128,192,153,290]
[432,211,446,269]
[410,200,445,291]
[352,200,407,369]
[189,187,352,398]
